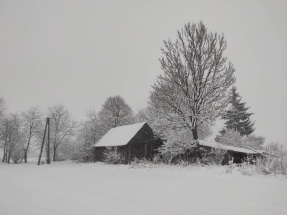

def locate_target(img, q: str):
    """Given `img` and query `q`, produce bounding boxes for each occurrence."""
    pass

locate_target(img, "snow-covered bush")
[225,157,235,174]
[239,162,254,176]
[242,135,265,150]
[255,156,287,175]
[130,153,168,168]
[103,147,124,164]
[254,142,287,175]
[215,129,264,150]
[152,154,165,164]
[238,157,255,176]
[158,129,194,163]
[130,158,150,168]
[236,156,287,176]
[176,158,191,167]
[11,144,24,164]
[205,147,227,165]
[234,143,287,176]
[215,129,242,147]
[130,155,192,168]
[157,127,214,164]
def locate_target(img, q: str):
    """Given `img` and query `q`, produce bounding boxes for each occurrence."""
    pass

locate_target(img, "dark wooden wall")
[94,123,162,163]
[94,147,106,162]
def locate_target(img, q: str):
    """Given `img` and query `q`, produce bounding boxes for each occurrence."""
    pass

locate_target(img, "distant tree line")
[0,95,137,163]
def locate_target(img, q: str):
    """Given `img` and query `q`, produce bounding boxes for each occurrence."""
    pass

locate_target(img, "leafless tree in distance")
[0,113,23,163]
[21,106,43,162]
[98,95,135,133]
[49,104,77,161]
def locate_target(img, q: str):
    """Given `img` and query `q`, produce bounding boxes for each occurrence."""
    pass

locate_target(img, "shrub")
[238,157,255,176]
[225,157,235,174]
[103,147,124,164]
[152,154,165,164]
[130,158,150,168]
[205,146,227,165]
[130,154,167,168]
[215,129,264,150]
[11,145,24,164]
[255,142,287,175]
[236,148,287,176]
[255,156,287,175]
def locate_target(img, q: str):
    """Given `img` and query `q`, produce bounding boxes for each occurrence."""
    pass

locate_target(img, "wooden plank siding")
[94,123,162,163]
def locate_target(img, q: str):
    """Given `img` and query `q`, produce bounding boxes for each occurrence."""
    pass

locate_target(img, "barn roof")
[200,141,265,154]
[93,122,147,147]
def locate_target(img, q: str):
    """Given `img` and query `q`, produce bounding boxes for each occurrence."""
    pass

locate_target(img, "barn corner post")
[125,144,128,164]
[93,147,96,162]
[128,145,131,163]
[151,136,155,159]
[125,144,131,164]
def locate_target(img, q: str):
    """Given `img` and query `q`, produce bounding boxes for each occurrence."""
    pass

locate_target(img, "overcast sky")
[0,0,286,146]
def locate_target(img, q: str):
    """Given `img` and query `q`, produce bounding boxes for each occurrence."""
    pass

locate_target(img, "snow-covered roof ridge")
[247,146,265,154]
[94,122,147,147]
[199,140,263,154]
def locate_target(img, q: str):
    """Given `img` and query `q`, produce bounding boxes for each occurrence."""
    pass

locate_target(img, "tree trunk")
[7,153,11,164]
[2,150,6,162]
[53,145,57,161]
[24,150,28,163]
[191,127,202,160]
[191,127,199,142]
[25,126,32,163]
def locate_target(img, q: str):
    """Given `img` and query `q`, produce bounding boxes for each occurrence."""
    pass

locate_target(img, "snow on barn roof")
[94,122,147,147]
[199,141,265,154]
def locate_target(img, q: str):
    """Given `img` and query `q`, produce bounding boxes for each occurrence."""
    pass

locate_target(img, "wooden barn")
[93,122,162,164]
[200,141,265,165]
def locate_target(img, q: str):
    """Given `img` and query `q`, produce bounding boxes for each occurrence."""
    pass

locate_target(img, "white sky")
[0,0,286,146]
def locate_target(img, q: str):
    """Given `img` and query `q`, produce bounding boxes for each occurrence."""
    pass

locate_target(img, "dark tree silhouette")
[222,86,255,136]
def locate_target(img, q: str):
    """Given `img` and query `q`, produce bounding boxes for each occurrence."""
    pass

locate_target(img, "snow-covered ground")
[1,160,287,215]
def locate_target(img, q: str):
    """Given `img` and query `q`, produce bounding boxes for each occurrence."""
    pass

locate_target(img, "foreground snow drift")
[1,160,286,215]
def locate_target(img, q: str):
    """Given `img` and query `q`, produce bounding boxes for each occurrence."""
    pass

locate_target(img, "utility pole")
[38,118,48,165]
[47,118,50,164]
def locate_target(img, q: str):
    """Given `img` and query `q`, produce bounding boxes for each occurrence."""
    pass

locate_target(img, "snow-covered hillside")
[1,160,286,215]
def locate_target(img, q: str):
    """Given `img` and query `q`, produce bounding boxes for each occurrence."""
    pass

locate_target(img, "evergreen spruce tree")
[222,86,255,136]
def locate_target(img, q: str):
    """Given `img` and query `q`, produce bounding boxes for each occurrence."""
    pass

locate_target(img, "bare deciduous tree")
[49,104,77,161]
[0,97,6,117]
[76,109,101,161]
[0,97,8,161]
[0,114,23,163]
[0,116,11,162]
[21,106,43,162]
[149,21,236,158]
[98,95,135,133]
[135,109,149,123]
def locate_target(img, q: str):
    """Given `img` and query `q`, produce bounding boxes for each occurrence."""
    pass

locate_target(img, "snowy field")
[1,160,287,215]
